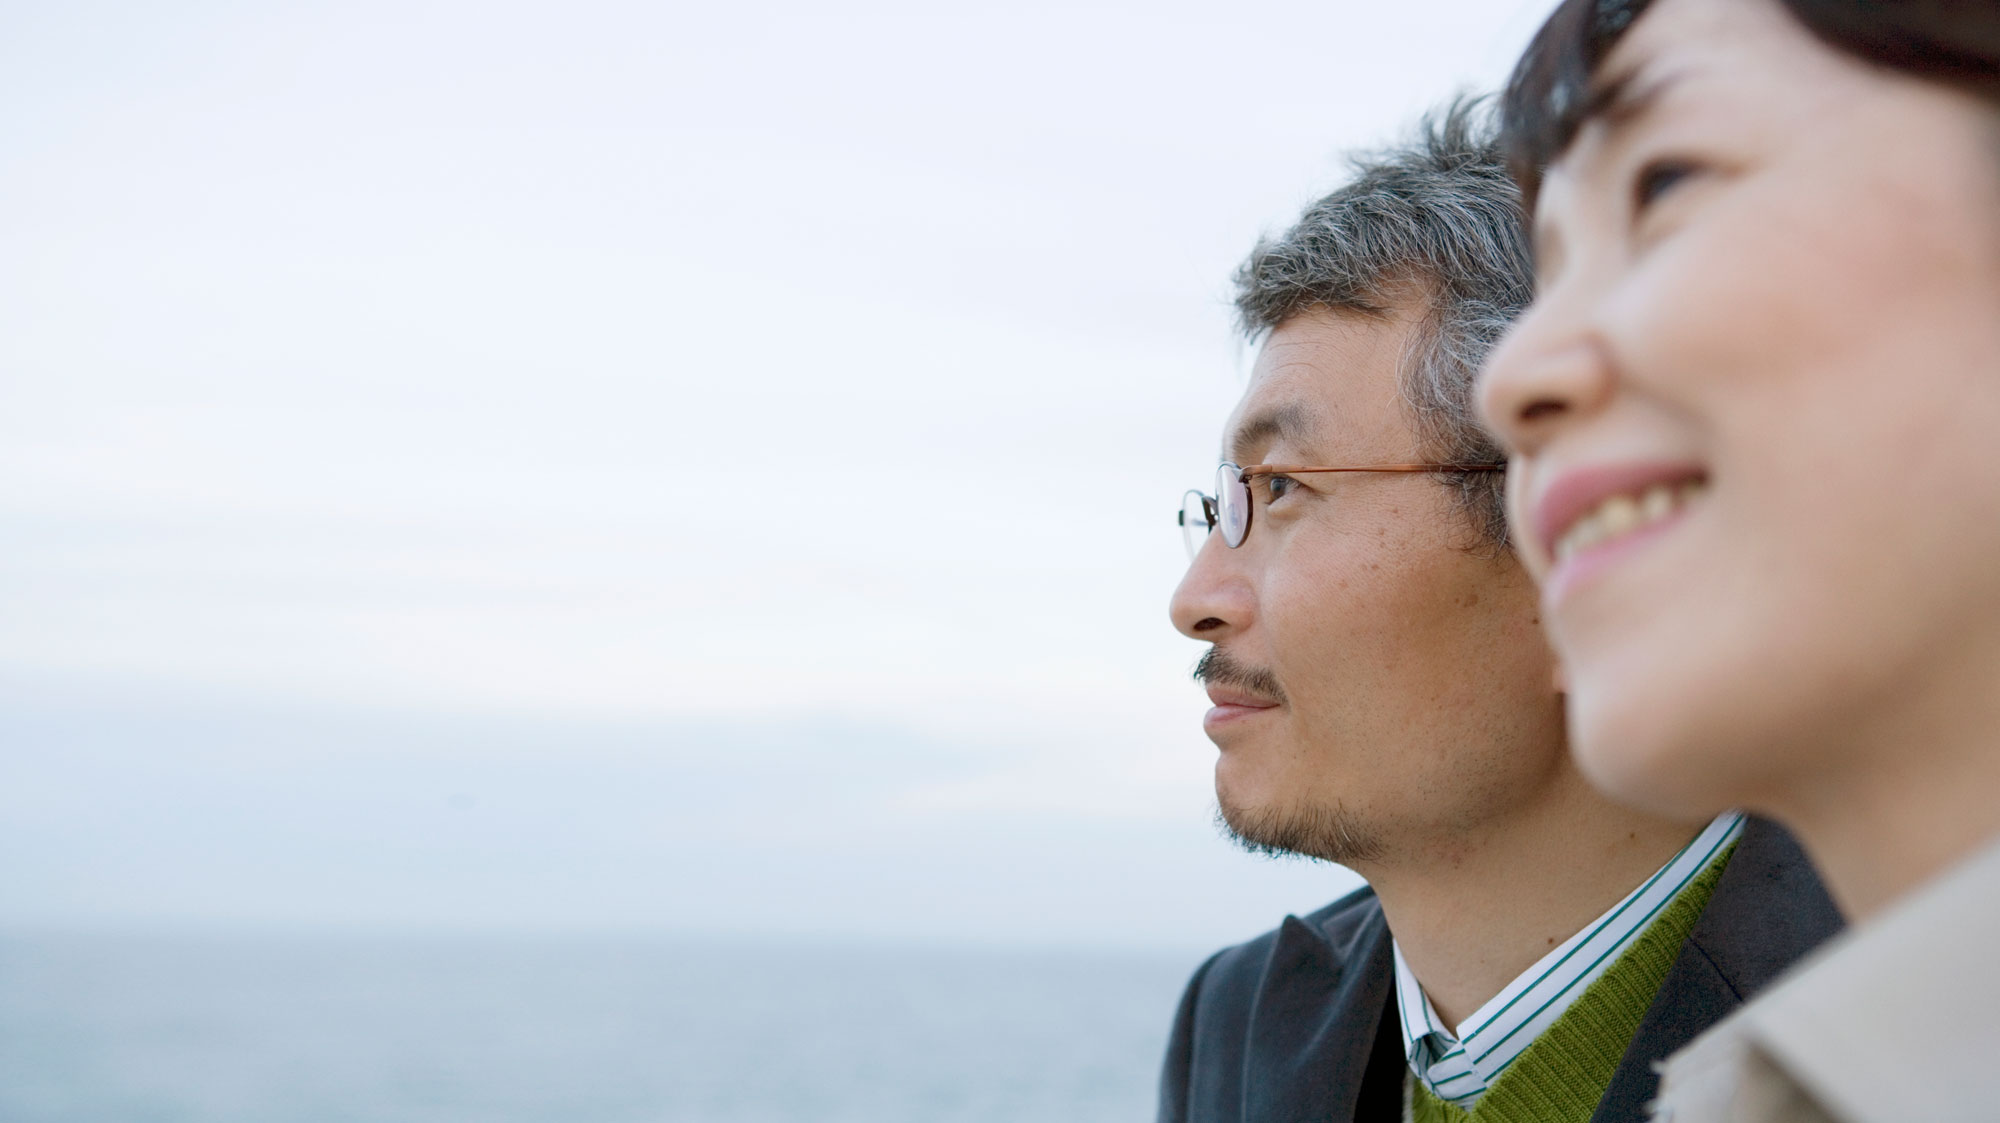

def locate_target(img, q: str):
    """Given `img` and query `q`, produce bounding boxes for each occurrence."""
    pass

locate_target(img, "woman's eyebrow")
[1580,62,1691,148]
[1531,64,1692,270]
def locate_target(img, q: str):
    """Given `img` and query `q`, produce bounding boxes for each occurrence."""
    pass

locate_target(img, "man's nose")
[1170,536,1254,641]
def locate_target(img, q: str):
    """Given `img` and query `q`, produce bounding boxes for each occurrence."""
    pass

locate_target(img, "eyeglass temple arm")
[1237,462,1506,479]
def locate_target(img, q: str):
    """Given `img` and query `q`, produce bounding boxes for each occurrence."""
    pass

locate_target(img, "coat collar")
[1664,831,2000,1123]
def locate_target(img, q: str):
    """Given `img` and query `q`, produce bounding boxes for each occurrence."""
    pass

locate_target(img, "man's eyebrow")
[1227,403,1314,463]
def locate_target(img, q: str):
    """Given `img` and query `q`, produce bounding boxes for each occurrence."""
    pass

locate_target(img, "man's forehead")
[1224,307,1410,461]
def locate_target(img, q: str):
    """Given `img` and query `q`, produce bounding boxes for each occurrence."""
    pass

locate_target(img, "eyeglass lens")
[1180,490,1214,560]
[1215,463,1250,548]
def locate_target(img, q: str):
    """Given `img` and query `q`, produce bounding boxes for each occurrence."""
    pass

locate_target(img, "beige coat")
[1649,835,2000,1122]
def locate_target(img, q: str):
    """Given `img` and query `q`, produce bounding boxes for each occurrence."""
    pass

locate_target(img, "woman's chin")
[1569,697,1739,821]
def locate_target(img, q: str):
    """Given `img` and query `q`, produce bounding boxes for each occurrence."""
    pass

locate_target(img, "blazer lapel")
[1590,818,1844,1123]
[1243,899,1396,1122]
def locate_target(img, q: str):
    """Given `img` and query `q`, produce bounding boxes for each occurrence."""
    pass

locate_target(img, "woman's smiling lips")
[1203,684,1281,733]
[1527,459,1710,601]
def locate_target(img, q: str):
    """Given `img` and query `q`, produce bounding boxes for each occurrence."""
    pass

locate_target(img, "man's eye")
[1265,475,1298,502]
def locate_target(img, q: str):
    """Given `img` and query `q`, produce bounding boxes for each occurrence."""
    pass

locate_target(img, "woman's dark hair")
[1500,0,2000,210]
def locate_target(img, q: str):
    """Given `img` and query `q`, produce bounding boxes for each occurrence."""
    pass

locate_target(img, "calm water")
[0,931,1202,1123]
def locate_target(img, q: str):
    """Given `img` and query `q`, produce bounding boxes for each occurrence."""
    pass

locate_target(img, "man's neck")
[1358,766,1706,1032]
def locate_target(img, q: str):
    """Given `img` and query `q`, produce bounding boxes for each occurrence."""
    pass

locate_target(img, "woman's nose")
[1476,302,1615,458]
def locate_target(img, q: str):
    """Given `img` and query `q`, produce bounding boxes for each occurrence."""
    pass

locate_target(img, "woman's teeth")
[1555,480,1707,564]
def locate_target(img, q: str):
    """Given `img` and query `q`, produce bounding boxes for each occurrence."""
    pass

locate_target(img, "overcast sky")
[1,0,1553,950]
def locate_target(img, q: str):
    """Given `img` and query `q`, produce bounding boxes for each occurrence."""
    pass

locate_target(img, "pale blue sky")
[1,0,1552,949]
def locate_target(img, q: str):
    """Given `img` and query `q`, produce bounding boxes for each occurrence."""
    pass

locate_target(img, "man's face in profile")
[1171,305,1562,866]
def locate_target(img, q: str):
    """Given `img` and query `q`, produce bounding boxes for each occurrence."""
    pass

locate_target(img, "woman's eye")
[1633,158,1698,212]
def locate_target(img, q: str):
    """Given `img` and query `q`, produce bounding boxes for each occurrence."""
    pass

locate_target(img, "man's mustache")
[1193,647,1288,705]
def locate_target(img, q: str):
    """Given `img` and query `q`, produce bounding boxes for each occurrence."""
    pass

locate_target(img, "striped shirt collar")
[1390,811,1744,1109]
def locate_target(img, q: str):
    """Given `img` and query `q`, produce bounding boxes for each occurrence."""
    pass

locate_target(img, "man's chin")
[1214,795,1383,865]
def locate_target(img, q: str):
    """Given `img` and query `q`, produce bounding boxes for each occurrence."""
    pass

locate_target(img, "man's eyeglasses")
[1178,461,1505,560]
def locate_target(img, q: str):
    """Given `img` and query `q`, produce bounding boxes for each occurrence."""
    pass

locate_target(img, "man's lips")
[1192,648,1284,736]
[1203,685,1281,733]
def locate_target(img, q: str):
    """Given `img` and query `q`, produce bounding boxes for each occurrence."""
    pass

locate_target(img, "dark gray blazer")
[1157,818,1842,1123]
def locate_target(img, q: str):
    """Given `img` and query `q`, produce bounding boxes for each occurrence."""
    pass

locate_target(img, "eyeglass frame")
[1179,460,1506,558]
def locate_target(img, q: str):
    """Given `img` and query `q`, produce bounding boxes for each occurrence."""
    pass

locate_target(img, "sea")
[0,930,1204,1123]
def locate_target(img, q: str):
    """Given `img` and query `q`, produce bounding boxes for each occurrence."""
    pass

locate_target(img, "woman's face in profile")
[1479,0,2000,820]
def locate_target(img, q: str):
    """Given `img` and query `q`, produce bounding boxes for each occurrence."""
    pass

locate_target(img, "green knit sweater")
[1408,842,1737,1123]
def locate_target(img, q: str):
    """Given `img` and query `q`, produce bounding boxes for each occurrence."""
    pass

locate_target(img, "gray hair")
[1232,97,1530,549]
